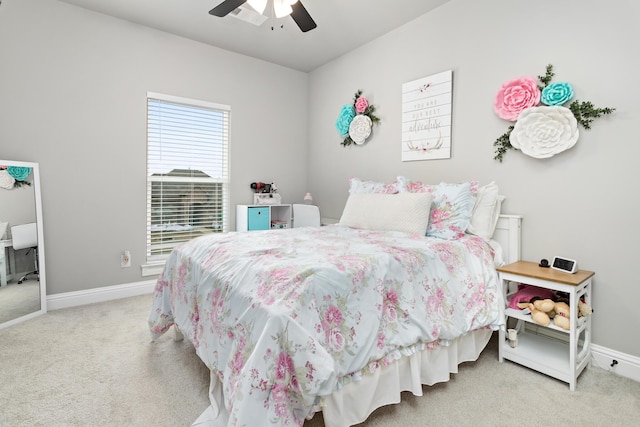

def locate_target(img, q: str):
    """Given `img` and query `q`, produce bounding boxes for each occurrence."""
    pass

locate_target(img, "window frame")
[142,92,230,276]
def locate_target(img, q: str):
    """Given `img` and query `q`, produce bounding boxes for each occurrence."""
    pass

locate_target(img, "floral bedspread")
[149,225,504,426]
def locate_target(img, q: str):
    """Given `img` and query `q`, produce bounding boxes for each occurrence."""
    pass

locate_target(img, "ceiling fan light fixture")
[211,0,316,32]
[247,0,268,14]
[273,0,293,18]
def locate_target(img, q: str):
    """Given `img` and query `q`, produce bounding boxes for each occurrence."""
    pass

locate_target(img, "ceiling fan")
[209,0,317,32]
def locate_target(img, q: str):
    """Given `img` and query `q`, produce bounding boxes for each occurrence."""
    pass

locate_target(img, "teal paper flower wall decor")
[0,165,32,189]
[335,90,380,147]
[493,65,615,162]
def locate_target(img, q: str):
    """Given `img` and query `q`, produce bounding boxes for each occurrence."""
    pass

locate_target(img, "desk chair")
[292,204,321,228]
[10,222,39,284]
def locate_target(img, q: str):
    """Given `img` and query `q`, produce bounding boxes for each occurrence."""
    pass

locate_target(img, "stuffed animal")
[508,285,555,309]
[518,297,592,330]
[553,301,571,330]
[511,285,593,330]
[518,297,556,327]
[578,300,593,317]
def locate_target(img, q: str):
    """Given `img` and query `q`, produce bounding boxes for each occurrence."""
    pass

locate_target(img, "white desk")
[1,239,16,287]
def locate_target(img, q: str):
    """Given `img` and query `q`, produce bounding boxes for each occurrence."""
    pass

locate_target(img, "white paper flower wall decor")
[0,165,32,190]
[493,64,615,162]
[336,90,380,147]
[510,106,579,159]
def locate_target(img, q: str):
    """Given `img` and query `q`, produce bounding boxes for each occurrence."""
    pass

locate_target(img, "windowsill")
[141,262,166,277]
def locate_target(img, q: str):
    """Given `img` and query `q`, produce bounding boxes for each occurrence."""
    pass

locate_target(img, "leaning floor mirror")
[0,160,46,329]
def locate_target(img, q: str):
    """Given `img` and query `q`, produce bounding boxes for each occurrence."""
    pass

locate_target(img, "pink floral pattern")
[149,226,504,426]
[396,178,478,239]
[355,96,369,114]
[494,76,541,121]
[348,176,398,194]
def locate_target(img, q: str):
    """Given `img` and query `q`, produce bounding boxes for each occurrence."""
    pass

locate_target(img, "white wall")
[307,0,640,358]
[0,0,309,294]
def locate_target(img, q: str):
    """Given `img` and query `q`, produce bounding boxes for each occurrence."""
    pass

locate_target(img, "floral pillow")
[394,176,427,193]
[396,177,477,239]
[426,182,477,239]
[348,176,399,194]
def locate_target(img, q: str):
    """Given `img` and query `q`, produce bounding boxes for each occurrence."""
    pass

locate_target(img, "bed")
[149,178,521,427]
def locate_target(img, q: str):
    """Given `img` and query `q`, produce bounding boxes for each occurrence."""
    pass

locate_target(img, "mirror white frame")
[0,160,46,329]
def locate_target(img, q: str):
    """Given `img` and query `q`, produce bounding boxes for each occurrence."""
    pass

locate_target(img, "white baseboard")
[591,344,640,383]
[46,280,156,311]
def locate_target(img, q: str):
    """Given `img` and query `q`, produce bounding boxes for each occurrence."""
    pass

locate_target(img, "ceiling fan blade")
[290,1,317,32]
[209,0,247,17]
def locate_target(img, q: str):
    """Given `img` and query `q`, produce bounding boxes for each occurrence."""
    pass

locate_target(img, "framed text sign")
[401,70,453,161]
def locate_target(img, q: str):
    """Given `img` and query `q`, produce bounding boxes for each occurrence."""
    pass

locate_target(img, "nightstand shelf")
[497,261,594,391]
[501,332,571,381]
[503,306,588,333]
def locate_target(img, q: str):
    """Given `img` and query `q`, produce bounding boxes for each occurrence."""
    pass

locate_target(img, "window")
[146,92,230,266]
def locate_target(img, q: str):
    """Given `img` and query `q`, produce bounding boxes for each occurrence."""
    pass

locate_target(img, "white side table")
[497,261,594,391]
[236,204,292,231]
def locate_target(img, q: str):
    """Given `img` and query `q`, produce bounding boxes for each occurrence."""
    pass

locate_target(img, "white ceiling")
[56,0,450,72]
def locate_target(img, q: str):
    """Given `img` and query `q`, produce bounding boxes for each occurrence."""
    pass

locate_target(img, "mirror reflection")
[0,160,46,328]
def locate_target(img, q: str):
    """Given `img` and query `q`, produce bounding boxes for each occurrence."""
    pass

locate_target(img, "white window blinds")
[146,92,230,262]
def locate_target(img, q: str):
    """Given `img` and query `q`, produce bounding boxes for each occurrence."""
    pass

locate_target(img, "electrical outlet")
[121,250,131,268]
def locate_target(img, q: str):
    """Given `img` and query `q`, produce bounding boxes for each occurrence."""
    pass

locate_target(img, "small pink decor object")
[355,96,368,114]
[303,192,313,204]
[509,106,579,158]
[494,76,541,121]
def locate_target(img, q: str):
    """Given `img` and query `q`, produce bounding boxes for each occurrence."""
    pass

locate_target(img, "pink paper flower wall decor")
[494,76,541,121]
[355,97,368,114]
[336,90,380,147]
[492,64,615,162]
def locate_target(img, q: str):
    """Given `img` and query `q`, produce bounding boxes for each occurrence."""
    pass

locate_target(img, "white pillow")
[467,181,503,240]
[339,192,433,235]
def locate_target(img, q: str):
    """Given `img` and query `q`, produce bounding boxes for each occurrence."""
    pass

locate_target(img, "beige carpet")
[0,279,41,324]
[1,293,639,427]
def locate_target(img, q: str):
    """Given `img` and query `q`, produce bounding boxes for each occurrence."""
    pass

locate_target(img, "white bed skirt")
[193,328,492,427]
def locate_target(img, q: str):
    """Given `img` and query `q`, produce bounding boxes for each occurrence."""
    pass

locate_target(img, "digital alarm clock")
[551,256,578,274]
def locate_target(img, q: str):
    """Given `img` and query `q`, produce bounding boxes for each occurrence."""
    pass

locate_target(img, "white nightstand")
[497,261,594,391]
[236,204,292,231]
